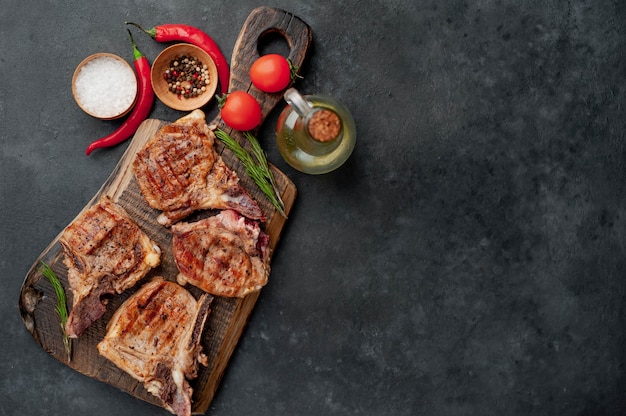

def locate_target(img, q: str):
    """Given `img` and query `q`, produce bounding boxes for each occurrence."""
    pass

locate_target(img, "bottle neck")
[284,88,314,118]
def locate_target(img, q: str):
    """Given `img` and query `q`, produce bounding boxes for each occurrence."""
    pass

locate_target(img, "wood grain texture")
[18,6,311,415]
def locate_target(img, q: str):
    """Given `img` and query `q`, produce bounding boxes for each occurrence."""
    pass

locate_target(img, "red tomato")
[219,91,262,131]
[250,54,292,93]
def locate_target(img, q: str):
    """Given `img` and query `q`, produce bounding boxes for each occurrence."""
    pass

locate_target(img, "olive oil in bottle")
[276,88,356,174]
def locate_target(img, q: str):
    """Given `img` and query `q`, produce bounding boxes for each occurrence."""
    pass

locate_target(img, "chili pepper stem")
[127,29,143,61]
[125,21,157,38]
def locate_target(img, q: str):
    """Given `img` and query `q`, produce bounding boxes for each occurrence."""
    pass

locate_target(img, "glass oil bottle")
[275,88,356,174]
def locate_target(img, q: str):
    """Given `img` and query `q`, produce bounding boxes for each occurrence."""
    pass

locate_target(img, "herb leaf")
[39,262,72,362]
[215,129,286,217]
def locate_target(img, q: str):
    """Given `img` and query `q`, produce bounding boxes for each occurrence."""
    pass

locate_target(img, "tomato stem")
[216,93,228,109]
[288,59,304,83]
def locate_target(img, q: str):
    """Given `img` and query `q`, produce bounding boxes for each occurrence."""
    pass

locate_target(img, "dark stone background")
[2,1,625,415]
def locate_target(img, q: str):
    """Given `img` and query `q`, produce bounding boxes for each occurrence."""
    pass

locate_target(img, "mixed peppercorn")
[163,55,211,99]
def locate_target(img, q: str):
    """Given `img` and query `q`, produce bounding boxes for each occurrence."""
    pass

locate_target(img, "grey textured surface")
[2,1,626,415]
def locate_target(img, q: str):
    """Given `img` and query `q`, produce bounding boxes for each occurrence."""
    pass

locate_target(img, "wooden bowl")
[150,43,219,111]
[72,53,138,120]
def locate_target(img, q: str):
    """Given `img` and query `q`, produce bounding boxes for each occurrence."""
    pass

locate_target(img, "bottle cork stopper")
[307,109,341,142]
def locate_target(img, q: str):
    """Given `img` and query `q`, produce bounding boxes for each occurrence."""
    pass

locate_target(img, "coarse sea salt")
[74,55,138,118]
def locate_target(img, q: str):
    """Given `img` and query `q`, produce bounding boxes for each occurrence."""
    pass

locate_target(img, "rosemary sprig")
[244,132,284,204]
[39,262,72,362]
[215,129,286,217]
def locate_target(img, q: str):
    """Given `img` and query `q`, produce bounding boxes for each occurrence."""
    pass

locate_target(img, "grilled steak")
[60,196,161,338]
[172,209,271,298]
[132,109,265,226]
[97,277,212,416]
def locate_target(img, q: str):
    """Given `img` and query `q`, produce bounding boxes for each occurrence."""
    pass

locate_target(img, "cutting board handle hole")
[257,30,291,58]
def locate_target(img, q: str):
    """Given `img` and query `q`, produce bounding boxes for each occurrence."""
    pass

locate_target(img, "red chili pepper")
[126,21,230,94]
[85,30,154,156]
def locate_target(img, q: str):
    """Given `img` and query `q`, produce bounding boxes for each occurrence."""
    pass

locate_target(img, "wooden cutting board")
[18,6,312,414]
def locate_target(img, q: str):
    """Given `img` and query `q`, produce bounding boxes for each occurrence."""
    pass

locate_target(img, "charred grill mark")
[166,134,193,179]
[116,241,147,277]
[60,241,85,274]
[136,138,181,205]
[152,145,188,204]
[118,281,170,337]
[136,279,167,310]
[65,206,118,255]
[155,312,177,347]
[142,288,189,350]
[173,232,205,280]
